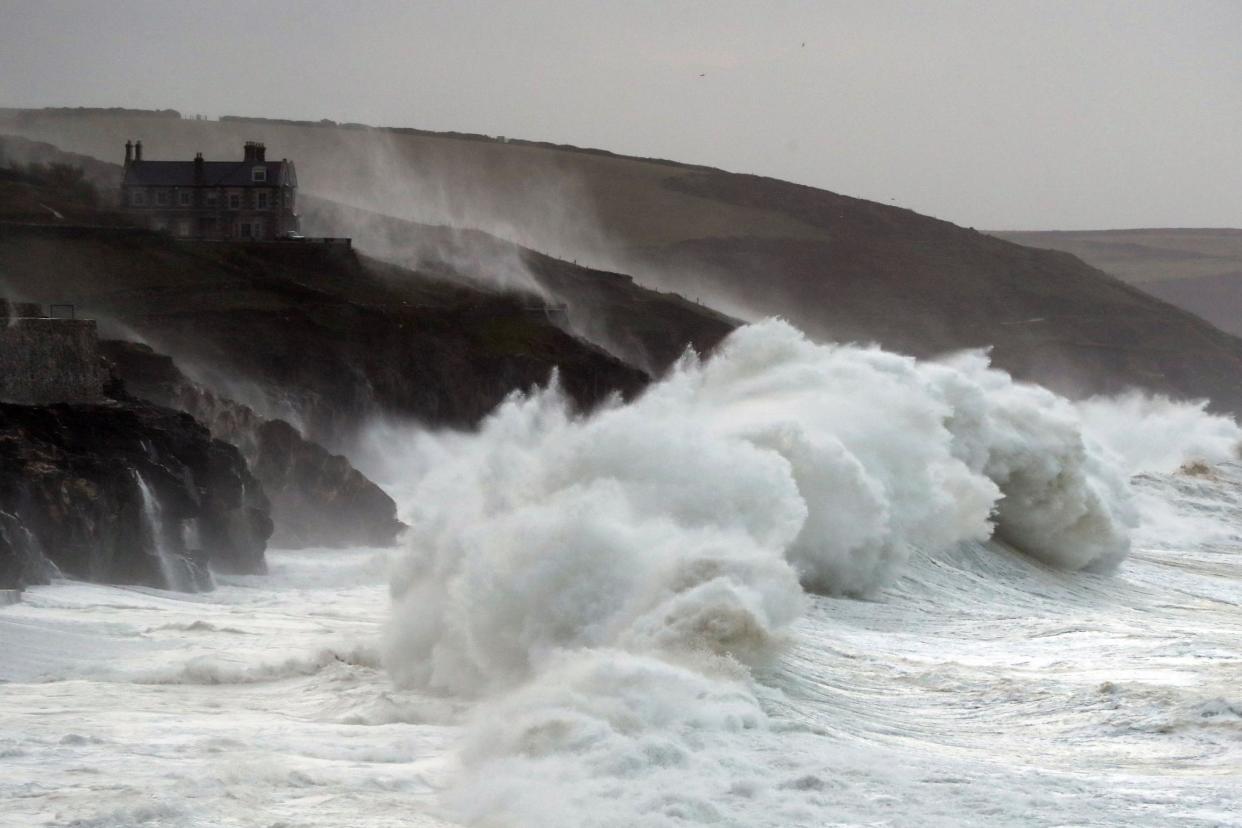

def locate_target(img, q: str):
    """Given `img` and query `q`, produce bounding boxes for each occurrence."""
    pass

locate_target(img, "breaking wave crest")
[136,644,382,686]
[384,319,1240,825]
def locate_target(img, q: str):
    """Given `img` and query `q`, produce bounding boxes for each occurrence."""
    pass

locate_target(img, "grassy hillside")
[298,195,737,374]
[990,229,1242,285]
[7,109,1242,412]
[992,228,1242,338]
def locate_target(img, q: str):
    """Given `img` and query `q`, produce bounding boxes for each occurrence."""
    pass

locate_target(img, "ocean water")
[2,472,1240,827]
[3,320,1242,827]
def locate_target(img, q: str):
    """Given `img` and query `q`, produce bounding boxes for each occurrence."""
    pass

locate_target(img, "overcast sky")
[1,0,1238,229]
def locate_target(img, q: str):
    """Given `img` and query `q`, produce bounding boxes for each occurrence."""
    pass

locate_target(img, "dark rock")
[252,419,403,547]
[0,399,271,591]
[100,339,404,548]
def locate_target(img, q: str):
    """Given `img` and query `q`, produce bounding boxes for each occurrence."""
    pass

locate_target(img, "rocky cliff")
[101,340,404,548]
[0,398,272,591]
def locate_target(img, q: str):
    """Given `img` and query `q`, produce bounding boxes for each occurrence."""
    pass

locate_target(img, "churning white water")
[2,320,1242,827]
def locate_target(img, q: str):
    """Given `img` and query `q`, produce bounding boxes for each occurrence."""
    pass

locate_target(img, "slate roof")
[123,160,295,188]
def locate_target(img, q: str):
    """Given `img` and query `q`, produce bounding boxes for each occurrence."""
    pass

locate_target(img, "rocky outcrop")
[100,340,404,548]
[0,400,272,591]
[250,419,403,547]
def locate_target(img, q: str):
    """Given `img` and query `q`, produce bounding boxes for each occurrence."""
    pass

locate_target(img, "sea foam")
[384,318,1240,825]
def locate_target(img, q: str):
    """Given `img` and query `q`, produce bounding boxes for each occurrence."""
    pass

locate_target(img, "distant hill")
[991,229,1242,338]
[989,229,1242,286]
[6,109,1242,413]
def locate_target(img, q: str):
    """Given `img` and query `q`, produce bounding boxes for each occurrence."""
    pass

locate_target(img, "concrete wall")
[0,305,103,404]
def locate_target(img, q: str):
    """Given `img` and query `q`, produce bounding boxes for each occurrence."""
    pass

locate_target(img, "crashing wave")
[383,318,1240,825]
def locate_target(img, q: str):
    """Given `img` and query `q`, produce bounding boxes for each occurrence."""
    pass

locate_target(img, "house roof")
[123,160,295,188]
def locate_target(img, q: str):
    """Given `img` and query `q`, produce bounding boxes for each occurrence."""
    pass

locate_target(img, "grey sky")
[1,0,1238,230]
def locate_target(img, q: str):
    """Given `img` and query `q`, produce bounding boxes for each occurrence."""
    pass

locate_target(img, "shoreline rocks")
[101,340,405,548]
[0,399,271,591]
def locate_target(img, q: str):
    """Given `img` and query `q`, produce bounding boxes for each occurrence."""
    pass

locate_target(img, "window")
[155,190,170,206]
[252,166,267,183]
[240,221,252,238]
[228,193,241,209]
[131,189,147,206]
[205,191,218,207]
[256,191,270,210]
[178,190,193,207]
[177,219,192,238]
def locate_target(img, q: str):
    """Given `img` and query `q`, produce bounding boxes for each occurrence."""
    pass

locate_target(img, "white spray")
[383,318,1240,826]
[134,473,190,592]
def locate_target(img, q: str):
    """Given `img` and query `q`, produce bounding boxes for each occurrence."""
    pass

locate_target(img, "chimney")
[243,141,257,162]
[194,152,204,183]
[255,142,266,162]
[124,140,133,165]
[134,140,143,161]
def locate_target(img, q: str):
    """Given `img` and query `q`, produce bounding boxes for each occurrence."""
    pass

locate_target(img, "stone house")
[120,140,299,240]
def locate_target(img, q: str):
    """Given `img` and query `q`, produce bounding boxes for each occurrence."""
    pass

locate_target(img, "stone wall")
[0,302,103,404]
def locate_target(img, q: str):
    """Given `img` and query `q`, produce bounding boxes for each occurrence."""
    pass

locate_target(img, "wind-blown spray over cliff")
[10,112,1242,414]
[383,318,1239,826]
